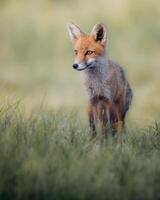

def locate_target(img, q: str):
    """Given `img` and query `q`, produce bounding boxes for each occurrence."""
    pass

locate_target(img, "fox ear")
[67,22,85,42]
[91,24,107,43]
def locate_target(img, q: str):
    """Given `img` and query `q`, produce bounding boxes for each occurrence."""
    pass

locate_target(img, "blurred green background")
[0,0,160,125]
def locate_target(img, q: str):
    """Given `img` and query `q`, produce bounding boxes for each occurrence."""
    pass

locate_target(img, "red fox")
[67,22,132,135]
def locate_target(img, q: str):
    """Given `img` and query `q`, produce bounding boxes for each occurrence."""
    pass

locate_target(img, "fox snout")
[72,60,96,71]
[72,63,87,71]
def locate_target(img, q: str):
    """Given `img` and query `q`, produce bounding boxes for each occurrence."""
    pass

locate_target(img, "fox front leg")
[88,102,96,137]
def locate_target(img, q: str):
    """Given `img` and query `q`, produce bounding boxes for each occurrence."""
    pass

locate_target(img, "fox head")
[67,22,107,71]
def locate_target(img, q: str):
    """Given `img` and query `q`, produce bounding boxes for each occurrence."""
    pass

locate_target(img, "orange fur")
[73,35,105,64]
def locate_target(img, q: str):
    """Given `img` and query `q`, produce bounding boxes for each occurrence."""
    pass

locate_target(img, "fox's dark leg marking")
[97,102,108,135]
[88,101,96,136]
[108,104,118,135]
[89,112,96,136]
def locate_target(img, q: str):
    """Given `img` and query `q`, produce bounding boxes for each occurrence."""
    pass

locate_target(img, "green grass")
[0,107,160,200]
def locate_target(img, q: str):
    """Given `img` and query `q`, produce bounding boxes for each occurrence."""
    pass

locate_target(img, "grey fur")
[85,57,132,118]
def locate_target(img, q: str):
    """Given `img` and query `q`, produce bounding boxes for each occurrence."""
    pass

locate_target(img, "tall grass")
[0,107,160,200]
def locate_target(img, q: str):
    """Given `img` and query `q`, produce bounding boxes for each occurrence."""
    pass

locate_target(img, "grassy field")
[0,0,160,199]
[0,108,160,200]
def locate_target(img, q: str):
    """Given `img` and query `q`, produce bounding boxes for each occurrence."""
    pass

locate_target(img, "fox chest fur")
[85,60,120,102]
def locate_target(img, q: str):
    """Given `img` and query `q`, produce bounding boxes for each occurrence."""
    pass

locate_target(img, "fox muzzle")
[72,61,96,71]
[72,63,88,71]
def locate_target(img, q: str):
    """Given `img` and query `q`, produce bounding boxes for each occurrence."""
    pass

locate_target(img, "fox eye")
[86,50,94,55]
[74,50,78,55]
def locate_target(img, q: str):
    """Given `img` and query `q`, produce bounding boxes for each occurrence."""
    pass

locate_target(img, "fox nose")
[72,64,78,69]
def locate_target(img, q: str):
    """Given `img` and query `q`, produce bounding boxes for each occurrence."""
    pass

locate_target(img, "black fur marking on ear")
[96,27,104,41]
